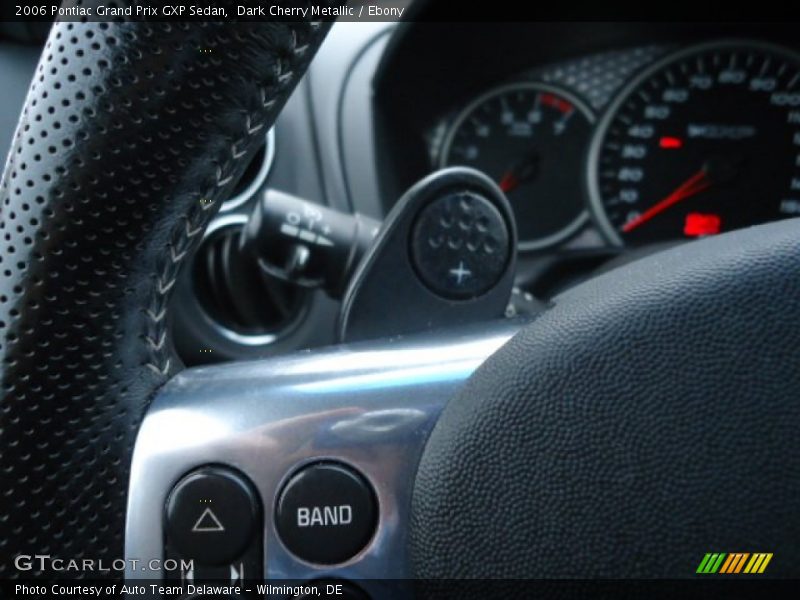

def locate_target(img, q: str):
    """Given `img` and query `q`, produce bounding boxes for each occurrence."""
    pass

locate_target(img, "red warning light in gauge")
[659,136,683,149]
[684,212,721,237]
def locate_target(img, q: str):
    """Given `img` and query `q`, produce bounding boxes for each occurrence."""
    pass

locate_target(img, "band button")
[275,462,377,565]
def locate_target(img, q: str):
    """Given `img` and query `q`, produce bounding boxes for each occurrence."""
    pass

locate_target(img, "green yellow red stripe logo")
[696,553,773,574]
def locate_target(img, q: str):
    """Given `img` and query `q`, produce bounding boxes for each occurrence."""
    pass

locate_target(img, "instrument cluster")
[433,40,800,251]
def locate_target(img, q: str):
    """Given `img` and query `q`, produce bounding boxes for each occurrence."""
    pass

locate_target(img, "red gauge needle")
[498,156,540,194]
[499,172,519,193]
[622,168,712,233]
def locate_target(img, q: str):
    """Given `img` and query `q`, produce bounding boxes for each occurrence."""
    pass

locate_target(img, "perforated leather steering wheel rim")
[0,13,333,578]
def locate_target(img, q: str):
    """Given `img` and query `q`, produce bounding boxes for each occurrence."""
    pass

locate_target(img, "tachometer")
[589,41,800,246]
[441,83,594,251]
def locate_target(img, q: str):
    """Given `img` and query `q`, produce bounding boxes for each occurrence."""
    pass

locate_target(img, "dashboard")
[431,40,800,250]
[3,18,800,366]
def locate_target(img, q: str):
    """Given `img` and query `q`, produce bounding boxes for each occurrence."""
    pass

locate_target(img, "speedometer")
[588,41,800,246]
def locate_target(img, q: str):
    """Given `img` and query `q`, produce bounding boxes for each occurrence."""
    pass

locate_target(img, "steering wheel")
[2,15,799,591]
[0,17,333,578]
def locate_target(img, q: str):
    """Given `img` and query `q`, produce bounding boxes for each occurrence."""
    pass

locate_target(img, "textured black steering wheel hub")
[0,12,332,578]
[411,219,800,579]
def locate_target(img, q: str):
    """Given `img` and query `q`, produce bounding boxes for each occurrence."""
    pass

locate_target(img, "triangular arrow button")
[191,507,225,533]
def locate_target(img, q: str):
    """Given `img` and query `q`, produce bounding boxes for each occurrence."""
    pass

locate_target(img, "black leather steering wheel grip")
[411,218,800,581]
[0,13,332,578]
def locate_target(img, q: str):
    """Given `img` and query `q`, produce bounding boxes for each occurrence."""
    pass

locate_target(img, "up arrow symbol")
[191,507,225,533]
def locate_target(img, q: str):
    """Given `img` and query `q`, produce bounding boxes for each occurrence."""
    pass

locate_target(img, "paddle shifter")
[239,167,520,341]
